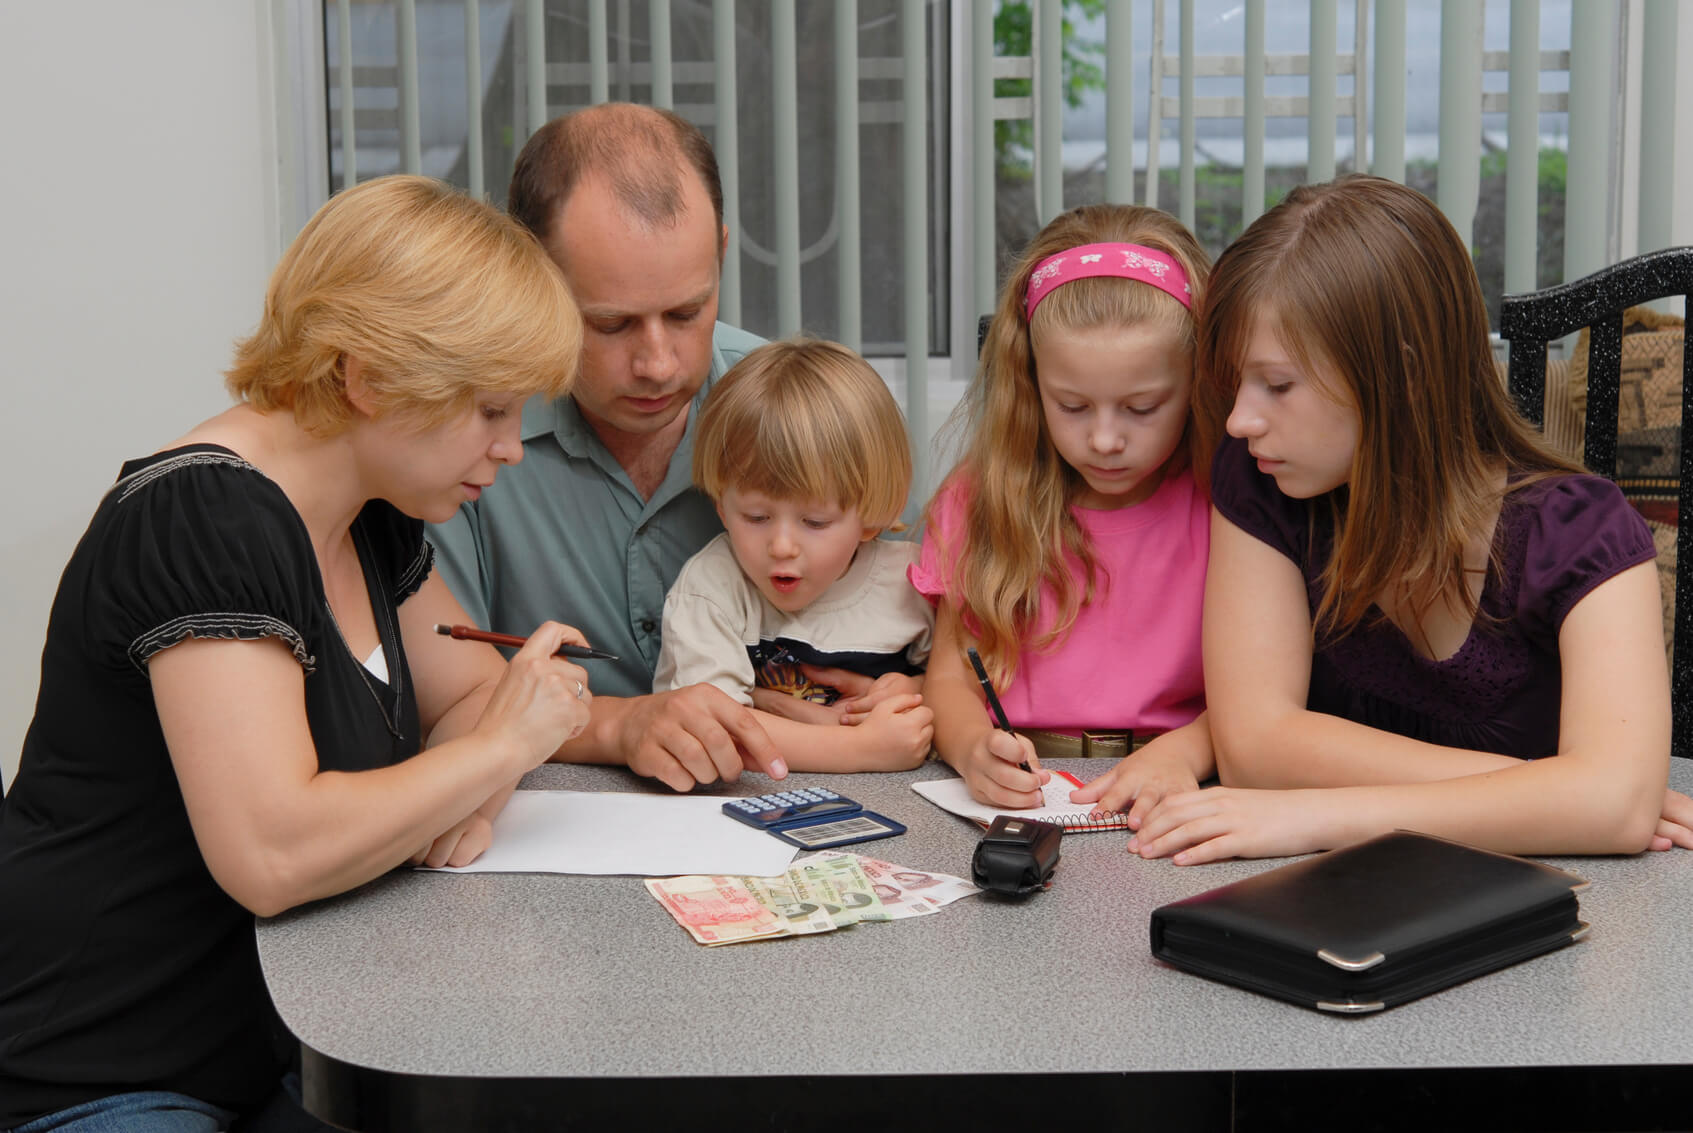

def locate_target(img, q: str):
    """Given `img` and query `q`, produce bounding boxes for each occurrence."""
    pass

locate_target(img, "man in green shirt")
[429,103,786,790]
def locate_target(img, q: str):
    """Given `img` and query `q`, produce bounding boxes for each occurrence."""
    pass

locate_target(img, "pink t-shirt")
[908,469,1208,732]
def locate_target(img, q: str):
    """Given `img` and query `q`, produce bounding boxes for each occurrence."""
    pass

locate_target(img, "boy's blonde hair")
[937,204,1210,687]
[693,337,913,531]
[226,174,581,434]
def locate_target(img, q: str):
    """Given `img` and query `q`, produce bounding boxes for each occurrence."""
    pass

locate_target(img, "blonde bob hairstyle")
[226,174,581,434]
[937,204,1210,687]
[693,337,913,532]
[1195,174,1579,642]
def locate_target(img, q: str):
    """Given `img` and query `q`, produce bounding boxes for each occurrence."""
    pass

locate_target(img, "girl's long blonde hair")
[931,204,1210,687]
[1194,175,1580,641]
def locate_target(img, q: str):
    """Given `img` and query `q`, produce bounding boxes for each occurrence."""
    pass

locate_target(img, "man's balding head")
[508,103,724,245]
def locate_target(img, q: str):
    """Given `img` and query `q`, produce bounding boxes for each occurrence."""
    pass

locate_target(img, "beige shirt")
[654,534,934,703]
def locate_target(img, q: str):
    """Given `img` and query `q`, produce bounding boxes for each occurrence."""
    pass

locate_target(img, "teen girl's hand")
[1069,715,1214,830]
[850,694,936,770]
[1653,787,1693,851]
[1129,786,1352,865]
[1069,742,1200,831]
[472,621,593,766]
[958,729,1047,808]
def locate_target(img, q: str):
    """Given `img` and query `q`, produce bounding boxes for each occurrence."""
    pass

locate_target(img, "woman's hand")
[473,621,593,767]
[956,729,1046,807]
[409,811,494,868]
[1130,786,1350,864]
[1069,741,1201,830]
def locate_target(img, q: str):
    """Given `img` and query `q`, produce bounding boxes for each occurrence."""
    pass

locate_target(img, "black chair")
[1497,247,1693,759]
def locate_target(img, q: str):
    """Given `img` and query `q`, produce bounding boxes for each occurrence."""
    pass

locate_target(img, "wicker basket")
[1560,306,1685,662]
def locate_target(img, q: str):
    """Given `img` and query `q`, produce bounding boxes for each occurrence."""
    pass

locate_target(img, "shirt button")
[640,619,657,634]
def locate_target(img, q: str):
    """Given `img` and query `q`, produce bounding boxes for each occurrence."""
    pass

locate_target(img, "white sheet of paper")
[425,790,799,878]
[910,772,1128,831]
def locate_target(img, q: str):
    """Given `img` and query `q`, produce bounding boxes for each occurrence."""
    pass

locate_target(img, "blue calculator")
[721,788,907,850]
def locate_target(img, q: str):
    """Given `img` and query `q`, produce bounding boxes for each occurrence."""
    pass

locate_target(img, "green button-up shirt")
[428,322,765,698]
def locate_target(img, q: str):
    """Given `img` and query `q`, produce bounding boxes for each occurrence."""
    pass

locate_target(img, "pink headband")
[1023,242,1192,319]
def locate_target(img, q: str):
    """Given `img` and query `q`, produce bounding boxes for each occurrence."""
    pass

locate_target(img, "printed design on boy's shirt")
[748,642,840,705]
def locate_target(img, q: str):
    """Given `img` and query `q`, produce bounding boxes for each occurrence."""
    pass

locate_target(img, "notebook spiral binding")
[1046,810,1133,832]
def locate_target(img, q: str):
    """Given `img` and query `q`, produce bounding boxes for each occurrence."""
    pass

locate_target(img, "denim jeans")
[8,1091,237,1133]
[8,1072,332,1133]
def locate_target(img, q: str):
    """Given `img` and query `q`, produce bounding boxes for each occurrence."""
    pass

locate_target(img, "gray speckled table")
[258,761,1693,1132]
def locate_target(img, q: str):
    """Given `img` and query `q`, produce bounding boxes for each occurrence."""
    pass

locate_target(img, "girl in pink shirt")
[911,205,1213,820]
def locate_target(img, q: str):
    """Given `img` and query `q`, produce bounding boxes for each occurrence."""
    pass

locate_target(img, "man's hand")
[619,684,788,791]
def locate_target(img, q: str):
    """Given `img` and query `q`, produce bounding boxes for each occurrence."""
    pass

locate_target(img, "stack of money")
[645,853,979,946]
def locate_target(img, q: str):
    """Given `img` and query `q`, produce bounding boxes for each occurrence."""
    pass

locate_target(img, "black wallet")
[971,815,1063,895]
[1149,830,1589,1014]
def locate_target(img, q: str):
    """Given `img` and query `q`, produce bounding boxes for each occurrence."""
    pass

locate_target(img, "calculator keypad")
[723,789,855,826]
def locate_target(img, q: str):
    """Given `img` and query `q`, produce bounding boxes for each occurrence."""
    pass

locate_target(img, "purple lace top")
[1210,436,1655,757]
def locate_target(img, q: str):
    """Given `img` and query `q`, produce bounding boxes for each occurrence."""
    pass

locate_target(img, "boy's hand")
[802,666,923,724]
[1069,738,1202,830]
[957,728,1046,808]
[750,686,845,725]
[849,694,935,770]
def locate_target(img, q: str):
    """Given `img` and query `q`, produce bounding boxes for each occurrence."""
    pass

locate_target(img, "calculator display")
[777,814,905,849]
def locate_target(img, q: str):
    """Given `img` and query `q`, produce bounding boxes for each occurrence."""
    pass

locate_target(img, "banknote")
[854,854,979,911]
[789,854,887,926]
[649,855,979,944]
[738,872,837,935]
[644,876,789,946]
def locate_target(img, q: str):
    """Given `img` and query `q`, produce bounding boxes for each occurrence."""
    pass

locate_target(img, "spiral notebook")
[911,770,1131,832]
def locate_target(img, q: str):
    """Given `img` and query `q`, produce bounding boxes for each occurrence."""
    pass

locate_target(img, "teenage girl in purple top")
[1131,174,1693,864]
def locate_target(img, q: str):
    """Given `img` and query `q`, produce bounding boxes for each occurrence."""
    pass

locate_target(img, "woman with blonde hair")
[912,203,1215,816]
[0,176,594,1131]
[1133,173,1692,864]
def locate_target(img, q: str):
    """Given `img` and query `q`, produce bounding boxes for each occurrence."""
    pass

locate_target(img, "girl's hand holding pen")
[957,645,1046,806]
[474,621,593,767]
[958,728,1046,808]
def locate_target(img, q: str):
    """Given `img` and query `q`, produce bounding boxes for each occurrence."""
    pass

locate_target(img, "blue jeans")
[9,1073,332,1133]
[8,1091,237,1133]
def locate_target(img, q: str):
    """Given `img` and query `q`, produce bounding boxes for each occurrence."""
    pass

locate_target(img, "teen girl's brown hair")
[937,204,1210,687]
[1195,173,1580,640]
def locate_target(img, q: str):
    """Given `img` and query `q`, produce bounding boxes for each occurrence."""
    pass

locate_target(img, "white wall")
[0,3,284,789]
